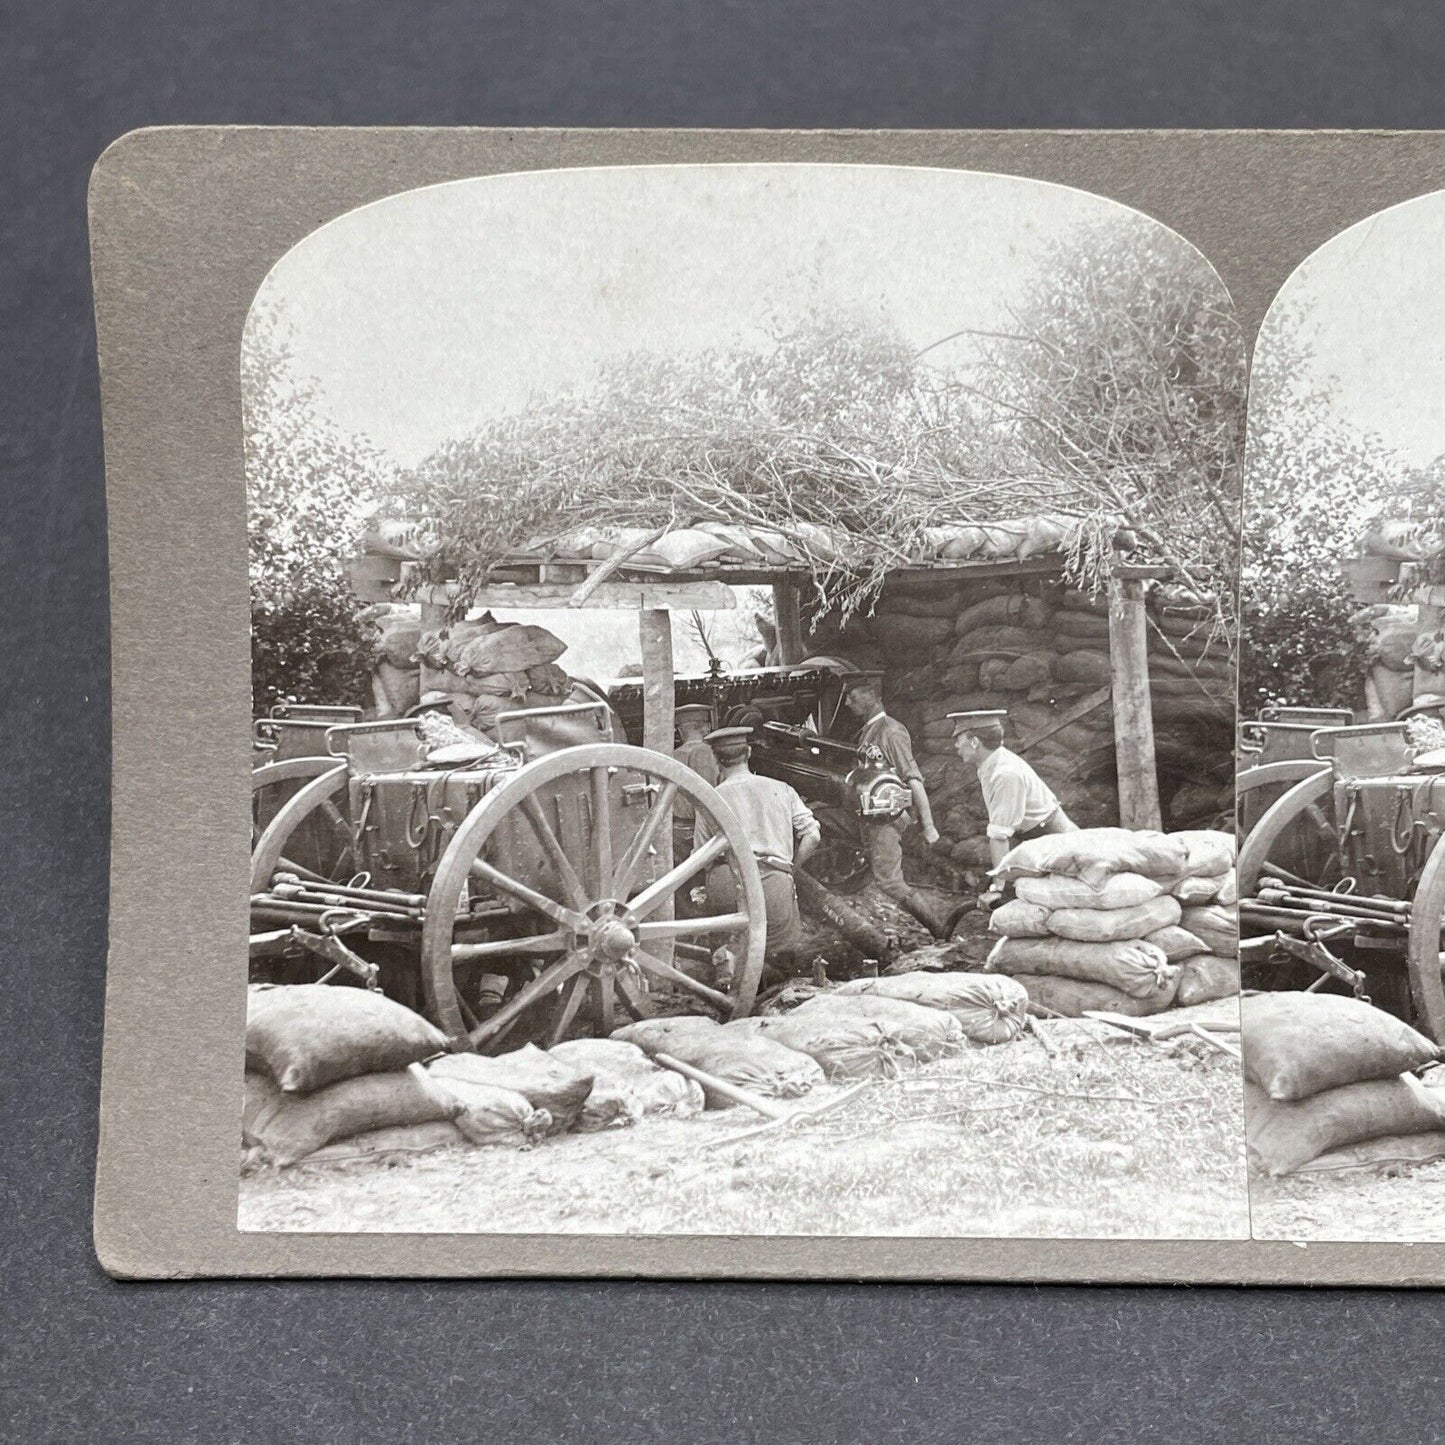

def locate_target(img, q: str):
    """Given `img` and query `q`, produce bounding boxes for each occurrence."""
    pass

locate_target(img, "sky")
[1257,191,1445,468]
[247,163,1209,468]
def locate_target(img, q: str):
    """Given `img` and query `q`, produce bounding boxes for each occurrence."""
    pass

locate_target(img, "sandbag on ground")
[835,971,1030,1045]
[242,1069,461,1167]
[1294,1129,1445,1174]
[428,1044,597,1133]
[1245,1076,1445,1176]
[1145,924,1209,963]
[994,829,1190,889]
[420,1075,553,1148]
[1175,954,1241,1007]
[1014,871,1166,910]
[1012,971,1180,1019]
[549,1038,705,1120]
[1179,904,1238,958]
[301,1120,470,1165]
[986,936,1178,1000]
[1044,894,1182,943]
[745,995,964,1080]
[246,984,448,1095]
[616,1018,824,1106]
[1241,993,1441,1101]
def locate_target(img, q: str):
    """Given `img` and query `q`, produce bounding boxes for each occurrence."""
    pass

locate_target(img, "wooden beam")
[639,609,676,962]
[1107,573,1162,830]
[772,580,805,665]
[415,581,736,612]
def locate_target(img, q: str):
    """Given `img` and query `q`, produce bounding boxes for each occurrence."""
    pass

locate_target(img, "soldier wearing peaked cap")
[949,710,1078,875]
[693,726,820,968]
[839,673,971,941]
[670,704,719,881]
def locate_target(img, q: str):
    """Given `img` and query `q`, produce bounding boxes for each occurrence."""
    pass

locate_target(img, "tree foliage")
[1240,298,1416,712]
[245,304,393,715]
[401,224,1244,624]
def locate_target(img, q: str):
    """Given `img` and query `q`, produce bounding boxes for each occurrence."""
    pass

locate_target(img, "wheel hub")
[590,917,637,963]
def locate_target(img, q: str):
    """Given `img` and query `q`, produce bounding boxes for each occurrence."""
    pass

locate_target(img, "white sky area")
[1259,191,1445,467]
[249,163,1186,468]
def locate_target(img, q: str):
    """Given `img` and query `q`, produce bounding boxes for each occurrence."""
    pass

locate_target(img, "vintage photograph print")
[241,164,1245,1238]
[1239,190,1445,1240]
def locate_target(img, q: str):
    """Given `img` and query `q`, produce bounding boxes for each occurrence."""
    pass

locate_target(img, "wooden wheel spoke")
[624,835,727,921]
[518,794,589,912]
[635,913,749,941]
[595,971,616,1036]
[468,856,589,932]
[547,973,591,1046]
[451,931,571,964]
[466,953,587,1050]
[632,947,734,1011]
[615,971,652,1022]
[590,766,614,899]
[612,781,678,900]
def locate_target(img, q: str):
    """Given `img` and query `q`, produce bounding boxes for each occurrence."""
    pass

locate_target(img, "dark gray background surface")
[7,2,1445,1440]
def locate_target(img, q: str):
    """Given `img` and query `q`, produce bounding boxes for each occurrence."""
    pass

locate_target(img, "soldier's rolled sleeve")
[985,773,1030,841]
[881,725,923,784]
[792,796,821,849]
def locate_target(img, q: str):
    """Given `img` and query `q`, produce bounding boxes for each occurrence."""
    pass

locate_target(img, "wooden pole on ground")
[1107,570,1162,830]
[773,580,805,665]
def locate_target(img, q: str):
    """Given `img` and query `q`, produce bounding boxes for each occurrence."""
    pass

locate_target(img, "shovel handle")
[652,1051,791,1120]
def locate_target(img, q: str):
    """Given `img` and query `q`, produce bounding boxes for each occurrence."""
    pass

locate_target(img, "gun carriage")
[1238,709,1445,1040]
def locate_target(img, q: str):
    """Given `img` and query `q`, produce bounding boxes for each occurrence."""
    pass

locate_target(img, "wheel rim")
[1407,839,1445,1042]
[251,761,353,892]
[1238,767,1341,897]
[1236,759,1330,838]
[421,743,768,1050]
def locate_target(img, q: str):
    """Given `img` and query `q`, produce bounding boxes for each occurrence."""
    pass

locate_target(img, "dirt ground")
[239,1004,1249,1239]
[1249,1159,1445,1242]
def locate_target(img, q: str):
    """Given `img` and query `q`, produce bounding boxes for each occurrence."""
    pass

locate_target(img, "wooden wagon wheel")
[420,743,768,1050]
[1406,835,1445,1043]
[1236,758,1331,839]
[1237,767,1345,897]
[251,760,356,891]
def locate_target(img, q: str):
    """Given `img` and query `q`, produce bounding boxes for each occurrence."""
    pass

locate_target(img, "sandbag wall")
[809,572,1235,878]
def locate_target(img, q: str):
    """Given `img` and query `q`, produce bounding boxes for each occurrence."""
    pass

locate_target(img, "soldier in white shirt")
[949,710,1078,876]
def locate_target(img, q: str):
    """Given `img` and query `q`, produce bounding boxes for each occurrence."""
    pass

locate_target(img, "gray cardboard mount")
[91,127,1445,1282]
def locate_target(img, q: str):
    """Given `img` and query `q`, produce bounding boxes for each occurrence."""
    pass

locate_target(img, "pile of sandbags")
[361,603,424,717]
[864,581,1235,868]
[983,828,1238,1018]
[243,984,470,1167]
[1242,992,1445,1175]
[548,1038,706,1124]
[1353,602,1423,721]
[414,614,572,730]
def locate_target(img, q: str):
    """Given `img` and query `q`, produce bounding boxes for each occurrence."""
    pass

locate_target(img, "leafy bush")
[245,306,392,716]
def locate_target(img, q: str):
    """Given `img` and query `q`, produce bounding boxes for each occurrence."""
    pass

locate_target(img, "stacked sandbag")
[548,1038,706,1122]
[243,984,466,1166]
[1242,992,1445,1175]
[1165,831,1241,1007]
[836,578,1235,884]
[983,828,1226,1018]
[1352,602,1422,720]
[361,603,424,717]
[426,1044,600,1136]
[413,615,573,730]
[612,1016,824,1107]
[834,971,1030,1045]
[739,995,964,1080]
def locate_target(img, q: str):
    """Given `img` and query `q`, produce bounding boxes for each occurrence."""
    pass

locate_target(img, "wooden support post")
[1107,572,1162,830]
[773,580,805,666]
[639,609,676,961]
